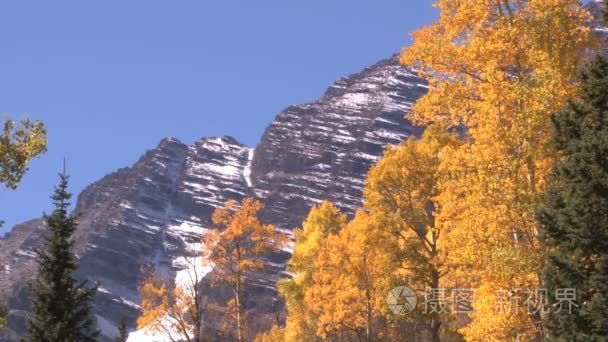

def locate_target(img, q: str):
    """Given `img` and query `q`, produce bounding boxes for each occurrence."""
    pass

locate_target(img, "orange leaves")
[364,126,460,340]
[279,201,347,341]
[254,326,286,342]
[205,197,284,342]
[0,118,47,190]
[137,274,170,332]
[289,201,347,280]
[305,211,391,340]
[401,0,593,340]
[205,198,283,287]
[403,0,592,130]
[279,202,393,340]
[136,270,203,341]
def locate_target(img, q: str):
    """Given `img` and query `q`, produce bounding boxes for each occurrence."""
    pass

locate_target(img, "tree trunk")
[236,272,244,342]
[430,319,441,342]
[430,262,441,342]
[366,301,372,341]
[194,284,201,342]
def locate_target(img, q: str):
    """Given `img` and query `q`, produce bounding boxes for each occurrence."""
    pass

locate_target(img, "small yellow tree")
[278,201,347,342]
[137,258,205,342]
[204,198,284,342]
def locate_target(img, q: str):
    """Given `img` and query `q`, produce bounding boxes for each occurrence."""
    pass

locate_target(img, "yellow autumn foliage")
[364,125,460,341]
[279,201,347,342]
[401,0,593,340]
[205,198,285,342]
[254,326,286,342]
[0,118,47,190]
[305,210,392,341]
[137,270,203,342]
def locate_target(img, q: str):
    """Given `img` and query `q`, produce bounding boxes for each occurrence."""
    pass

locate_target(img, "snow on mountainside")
[252,54,426,228]
[0,53,426,341]
[0,136,256,341]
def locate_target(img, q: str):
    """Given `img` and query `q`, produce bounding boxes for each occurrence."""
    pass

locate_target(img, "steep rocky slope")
[0,53,427,341]
[0,137,258,340]
[252,56,426,228]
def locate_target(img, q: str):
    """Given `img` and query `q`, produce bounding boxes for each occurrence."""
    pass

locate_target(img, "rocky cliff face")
[0,136,259,340]
[0,53,426,341]
[252,56,426,228]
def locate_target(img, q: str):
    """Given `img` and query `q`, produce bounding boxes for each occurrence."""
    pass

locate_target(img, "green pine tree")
[115,318,128,342]
[538,54,608,340]
[24,172,99,341]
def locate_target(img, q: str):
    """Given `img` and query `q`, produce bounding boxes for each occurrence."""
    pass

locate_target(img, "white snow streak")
[243,148,254,188]
[128,221,213,342]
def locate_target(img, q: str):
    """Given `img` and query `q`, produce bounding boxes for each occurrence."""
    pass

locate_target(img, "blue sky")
[0,1,437,234]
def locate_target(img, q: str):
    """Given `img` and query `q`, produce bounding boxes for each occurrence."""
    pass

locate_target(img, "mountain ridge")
[0,51,427,341]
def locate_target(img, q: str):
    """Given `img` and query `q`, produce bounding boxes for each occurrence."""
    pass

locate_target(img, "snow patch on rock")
[243,148,254,188]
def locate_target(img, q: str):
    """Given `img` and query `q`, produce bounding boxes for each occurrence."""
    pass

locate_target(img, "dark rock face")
[0,54,427,340]
[0,137,255,340]
[252,55,426,228]
[587,1,608,55]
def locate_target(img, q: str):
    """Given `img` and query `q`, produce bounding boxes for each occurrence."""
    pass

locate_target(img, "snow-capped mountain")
[0,53,425,341]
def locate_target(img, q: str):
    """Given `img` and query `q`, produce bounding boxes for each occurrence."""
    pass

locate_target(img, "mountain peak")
[158,136,183,145]
[1,52,427,340]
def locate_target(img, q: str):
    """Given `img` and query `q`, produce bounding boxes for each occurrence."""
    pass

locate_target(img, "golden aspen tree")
[204,198,284,342]
[278,201,347,342]
[136,259,205,342]
[364,125,459,342]
[305,210,392,341]
[401,1,593,340]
